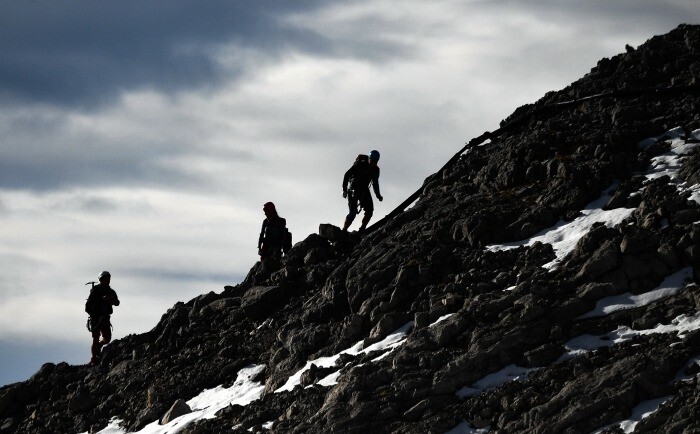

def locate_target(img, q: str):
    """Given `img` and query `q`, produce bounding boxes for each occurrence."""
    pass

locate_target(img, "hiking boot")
[89,356,101,366]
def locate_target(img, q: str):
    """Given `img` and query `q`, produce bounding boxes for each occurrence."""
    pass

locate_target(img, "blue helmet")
[369,150,380,162]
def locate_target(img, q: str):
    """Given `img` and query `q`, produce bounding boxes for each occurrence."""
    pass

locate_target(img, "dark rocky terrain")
[2,24,700,434]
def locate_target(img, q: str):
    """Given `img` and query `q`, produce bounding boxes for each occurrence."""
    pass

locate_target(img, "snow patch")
[444,420,490,434]
[456,364,537,399]
[486,184,634,270]
[88,365,265,434]
[563,312,700,358]
[487,127,700,267]
[275,322,414,392]
[592,396,671,434]
[640,127,700,203]
[578,267,693,319]
[430,313,455,327]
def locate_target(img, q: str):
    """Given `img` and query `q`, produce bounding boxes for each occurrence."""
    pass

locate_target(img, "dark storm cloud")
[124,266,244,287]
[0,1,414,110]
[48,193,154,214]
[0,148,198,191]
[0,106,256,192]
[0,1,316,109]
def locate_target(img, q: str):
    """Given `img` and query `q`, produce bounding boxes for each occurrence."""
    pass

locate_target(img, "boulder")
[160,399,192,425]
[241,286,287,320]
[576,240,619,279]
[319,224,345,241]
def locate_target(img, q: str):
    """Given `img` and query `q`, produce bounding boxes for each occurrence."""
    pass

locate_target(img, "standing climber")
[258,202,289,262]
[85,271,120,365]
[342,150,383,232]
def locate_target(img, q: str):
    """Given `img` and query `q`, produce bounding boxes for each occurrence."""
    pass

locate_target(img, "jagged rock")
[576,282,617,301]
[0,389,16,418]
[576,240,620,280]
[160,399,191,425]
[339,314,366,341]
[199,297,240,318]
[304,247,332,266]
[298,363,336,388]
[68,392,96,413]
[0,418,14,432]
[285,233,331,267]
[190,291,220,316]
[368,313,410,342]
[135,404,165,430]
[425,314,470,347]
[319,224,345,241]
[241,285,287,320]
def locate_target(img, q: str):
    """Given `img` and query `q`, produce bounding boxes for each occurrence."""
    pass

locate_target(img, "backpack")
[348,154,371,193]
[85,282,98,316]
[264,216,287,247]
[85,298,98,316]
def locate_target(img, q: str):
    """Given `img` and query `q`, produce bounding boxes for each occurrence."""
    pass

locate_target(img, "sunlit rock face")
[2,24,700,434]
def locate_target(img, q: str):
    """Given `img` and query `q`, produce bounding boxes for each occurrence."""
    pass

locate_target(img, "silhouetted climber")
[258,202,288,262]
[342,150,383,232]
[85,271,120,366]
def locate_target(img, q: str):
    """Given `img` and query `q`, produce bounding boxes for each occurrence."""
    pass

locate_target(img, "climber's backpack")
[85,298,97,316]
[84,284,98,317]
[264,217,287,246]
[85,286,98,331]
[347,154,371,195]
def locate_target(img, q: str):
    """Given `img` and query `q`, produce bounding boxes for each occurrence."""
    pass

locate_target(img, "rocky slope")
[2,24,700,434]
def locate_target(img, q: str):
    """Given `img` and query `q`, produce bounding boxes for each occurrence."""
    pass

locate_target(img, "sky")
[1,0,700,387]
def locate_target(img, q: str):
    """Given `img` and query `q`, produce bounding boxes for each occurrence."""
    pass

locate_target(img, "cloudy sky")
[1,0,698,386]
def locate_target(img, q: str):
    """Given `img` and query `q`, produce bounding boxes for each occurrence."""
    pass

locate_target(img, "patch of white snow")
[444,420,490,434]
[487,127,700,268]
[88,365,265,434]
[456,364,537,399]
[430,313,455,327]
[486,184,634,270]
[563,312,700,360]
[591,396,671,434]
[640,127,700,203]
[275,322,414,392]
[578,267,693,319]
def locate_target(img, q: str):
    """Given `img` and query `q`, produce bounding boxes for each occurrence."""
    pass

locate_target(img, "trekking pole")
[85,281,96,288]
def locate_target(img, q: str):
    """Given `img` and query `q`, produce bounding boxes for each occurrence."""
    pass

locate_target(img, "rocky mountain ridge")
[1,24,700,434]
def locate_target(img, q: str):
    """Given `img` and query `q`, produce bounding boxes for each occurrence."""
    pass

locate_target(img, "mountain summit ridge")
[2,24,700,434]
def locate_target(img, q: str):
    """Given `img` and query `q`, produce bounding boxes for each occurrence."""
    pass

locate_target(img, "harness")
[86,316,113,332]
[347,187,364,214]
